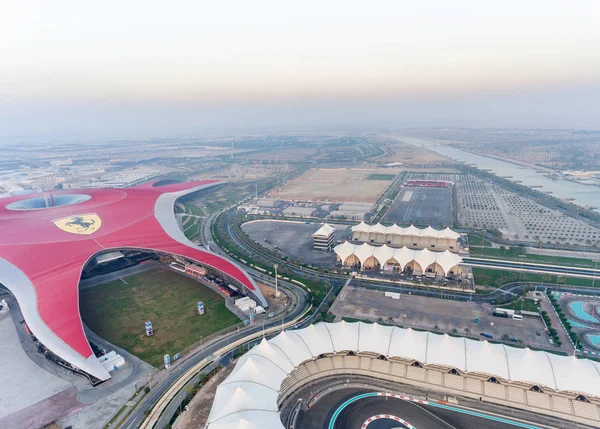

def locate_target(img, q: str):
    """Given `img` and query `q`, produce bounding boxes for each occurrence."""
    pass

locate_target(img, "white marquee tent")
[352,222,460,240]
[206,321,600,428]
[334,241,463,275]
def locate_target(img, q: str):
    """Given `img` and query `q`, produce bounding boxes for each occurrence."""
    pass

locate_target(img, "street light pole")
[274,263,280,298]
[593,260,599,288]
[519,255,525,281]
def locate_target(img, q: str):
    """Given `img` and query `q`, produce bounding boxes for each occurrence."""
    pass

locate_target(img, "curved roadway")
[119,207,600,429]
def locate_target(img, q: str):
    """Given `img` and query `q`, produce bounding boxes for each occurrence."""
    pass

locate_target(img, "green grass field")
[470,246,597,268]
[80,268,240,366]
[498,299,540,313]
[472,267,595,288]
[367,173,396,181]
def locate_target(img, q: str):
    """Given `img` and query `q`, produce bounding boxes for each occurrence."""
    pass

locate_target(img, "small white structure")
[312,223,336,251]
[235,297,257,312]
[283,206,316,217]
[99,351,125,372]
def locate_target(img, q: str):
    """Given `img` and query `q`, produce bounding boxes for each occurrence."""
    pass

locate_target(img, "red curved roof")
[0,181,256,359]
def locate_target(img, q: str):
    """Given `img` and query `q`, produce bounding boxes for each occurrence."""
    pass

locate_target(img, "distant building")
[312,223,336,251]
[329,202,374,221]
[329,210,366,220]
[256,198,281,208]
[404,179,452,188]
[283,206,316,217]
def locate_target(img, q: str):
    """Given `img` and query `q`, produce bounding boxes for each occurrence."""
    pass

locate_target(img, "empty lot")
[269,167,399,203]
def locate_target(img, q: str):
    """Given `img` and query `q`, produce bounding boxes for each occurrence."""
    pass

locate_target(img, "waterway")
[399,136,600,209]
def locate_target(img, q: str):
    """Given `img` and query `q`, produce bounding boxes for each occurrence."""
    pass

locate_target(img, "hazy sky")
[1,1,600,140]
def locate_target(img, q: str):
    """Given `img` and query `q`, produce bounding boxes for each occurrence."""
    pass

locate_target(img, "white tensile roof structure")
[312,223,336,238]
[333,242,462,275]
[206,322,600,428]
[352,222,460,240]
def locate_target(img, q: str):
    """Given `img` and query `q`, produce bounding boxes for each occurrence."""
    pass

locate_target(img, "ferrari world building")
[0,180,266,382]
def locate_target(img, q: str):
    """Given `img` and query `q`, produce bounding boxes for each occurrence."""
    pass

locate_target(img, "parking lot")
[241,220,351,268]
[330,286,552,350]
[383,186,453,227]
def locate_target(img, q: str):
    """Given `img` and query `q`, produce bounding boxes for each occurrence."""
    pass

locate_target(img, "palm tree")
[464,327,471,336]
[434,324,439,333]
[451,328,458,336]
[387,316,394,325]
[501,333,510,341]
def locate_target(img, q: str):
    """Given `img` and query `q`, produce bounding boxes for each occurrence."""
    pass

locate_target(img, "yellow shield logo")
[53,214,102,235]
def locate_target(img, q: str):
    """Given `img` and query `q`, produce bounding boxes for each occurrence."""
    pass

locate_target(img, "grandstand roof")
[0,180,265,381]
[334,242,462,275]
[352,222,460,240]
[206,321,600,429]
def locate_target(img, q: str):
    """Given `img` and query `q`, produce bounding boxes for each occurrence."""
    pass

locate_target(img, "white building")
[312,223,336,251]
[283,206,316,217]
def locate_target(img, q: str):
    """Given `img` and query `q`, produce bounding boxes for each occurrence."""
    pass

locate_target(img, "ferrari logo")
[53,214,102,235]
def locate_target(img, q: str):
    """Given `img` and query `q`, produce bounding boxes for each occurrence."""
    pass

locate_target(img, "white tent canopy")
[207,322,600,428]
[352,222,460,240]
[333,242,463,275]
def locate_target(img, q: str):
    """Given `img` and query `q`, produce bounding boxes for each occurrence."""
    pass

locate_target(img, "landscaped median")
[546,290,581,351]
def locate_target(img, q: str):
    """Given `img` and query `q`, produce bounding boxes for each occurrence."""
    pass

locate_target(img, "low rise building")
[312,223,336,251]
[283,206,316,217]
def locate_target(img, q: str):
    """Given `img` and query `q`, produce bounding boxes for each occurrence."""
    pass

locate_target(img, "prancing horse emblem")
[53,214,102,235]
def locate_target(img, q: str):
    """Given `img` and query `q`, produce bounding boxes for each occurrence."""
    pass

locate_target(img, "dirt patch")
[258,282,290,315]
[173,365,235,429]
[269,167,399,203]
[380,142,450,165]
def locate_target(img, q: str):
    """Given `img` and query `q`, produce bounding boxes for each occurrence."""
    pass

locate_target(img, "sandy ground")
[173,365,235,429]
[269,167,399,203]
[258,281,291,315]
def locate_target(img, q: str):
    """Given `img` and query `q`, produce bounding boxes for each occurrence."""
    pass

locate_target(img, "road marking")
[361,414,416,429]
[328,392,547,429]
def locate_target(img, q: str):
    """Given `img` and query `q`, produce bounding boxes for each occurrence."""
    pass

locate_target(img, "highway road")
[464,257,600,278]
